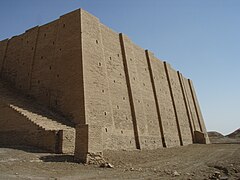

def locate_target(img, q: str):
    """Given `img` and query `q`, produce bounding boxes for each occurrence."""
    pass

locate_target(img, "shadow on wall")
[0,81,75,128]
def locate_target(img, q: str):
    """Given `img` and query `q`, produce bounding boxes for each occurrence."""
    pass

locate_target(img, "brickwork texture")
[0,9,210,162]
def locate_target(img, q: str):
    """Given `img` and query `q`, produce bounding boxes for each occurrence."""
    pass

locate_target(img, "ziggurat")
[0,9,209,162]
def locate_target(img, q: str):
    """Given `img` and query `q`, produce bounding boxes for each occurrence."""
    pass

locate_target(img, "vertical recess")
[188,79,203,132]
[49,20,60,108]
[0,40,9,77]
[145,50,166,147]
[119,33,140,149]
[79,9,86,124]
[29,27,40,90]
[177,72,194,142]
[164,62,183,146]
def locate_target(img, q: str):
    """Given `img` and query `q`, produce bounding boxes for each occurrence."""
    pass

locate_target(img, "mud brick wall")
[1,35,22,85]
[15,27,39,93]
[0,39,8,75]
[0,8,209,158]
[131,43,162,149]
[147,53,181,147]
[164,63,193,145]
[0,10,85,124]
[0,101,59,152]
[100,24,136,150]
[30,20,58,106]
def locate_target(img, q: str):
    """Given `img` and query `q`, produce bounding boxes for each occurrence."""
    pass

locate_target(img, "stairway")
[0,81,75,154]
[9,104,71,131]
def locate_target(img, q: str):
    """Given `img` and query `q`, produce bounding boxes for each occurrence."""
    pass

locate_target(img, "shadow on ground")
[0,145,49,153]
[40,154,75,163]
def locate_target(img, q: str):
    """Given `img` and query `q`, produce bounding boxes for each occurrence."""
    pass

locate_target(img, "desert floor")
[0,143,239,180]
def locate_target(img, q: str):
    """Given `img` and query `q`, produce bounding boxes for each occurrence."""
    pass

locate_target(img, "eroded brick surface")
[0,9,209,161]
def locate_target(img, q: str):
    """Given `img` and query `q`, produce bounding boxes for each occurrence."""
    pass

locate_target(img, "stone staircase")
[9,104,72,131]
[0,81,75,154]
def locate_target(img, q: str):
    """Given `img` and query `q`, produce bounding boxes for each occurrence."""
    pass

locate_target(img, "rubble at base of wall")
[75,152,113,167]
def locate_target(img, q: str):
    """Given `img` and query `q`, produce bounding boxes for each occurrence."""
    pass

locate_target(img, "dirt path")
[0,144,239,179]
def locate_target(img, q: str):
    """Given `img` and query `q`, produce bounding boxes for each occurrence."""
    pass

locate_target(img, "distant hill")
[208,131,224,138]
[226,128,240,139]
[208,129,240,144]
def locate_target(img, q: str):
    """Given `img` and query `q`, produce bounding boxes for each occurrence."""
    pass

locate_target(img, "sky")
[0,0,239,135]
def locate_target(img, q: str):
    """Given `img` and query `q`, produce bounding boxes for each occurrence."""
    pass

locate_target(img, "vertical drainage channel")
[164,62,183,146]
[0,40,9,77]
[29,27,40,91]
[188,79,203,132]
[79,9,86,124]
[182,78,196,131]
[177,72,194,142]
[145,50,166,147]
[119,33,140,149]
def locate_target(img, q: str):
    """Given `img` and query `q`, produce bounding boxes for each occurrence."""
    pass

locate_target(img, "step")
[9,104,73,131]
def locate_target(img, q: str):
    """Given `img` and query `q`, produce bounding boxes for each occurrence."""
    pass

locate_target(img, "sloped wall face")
[78,9,208,154]
[0,100,59,152]
[130,44,162,149]
[0,9,85,125]
[164,64,193,145]
[0,39,8,75]
[147,54,181,147]
[16,27,39,92]
[100,25,137,150]
[1,35,22,85]
[30,20,58,106]
[0,9,209,159]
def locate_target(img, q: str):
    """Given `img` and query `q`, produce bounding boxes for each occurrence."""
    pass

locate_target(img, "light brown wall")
[188,80,210,143]
[30,20,58,106]
[0,39,8,75]
[50,10,84,123]
[0,102,39,131]
[80,10,118,149]
[131,45,162,149]
[15,26,39,93]
[164,63,193,145]
[147,53,181,147]
[100,24,136,150]
[2,35,23,85]
[0,100,59,152]
[1,10,85,125]
[120,34,147,149]
[182,77,201,131]
[81,10,112,126]
[0,8,209,154]
[178,72,195,141]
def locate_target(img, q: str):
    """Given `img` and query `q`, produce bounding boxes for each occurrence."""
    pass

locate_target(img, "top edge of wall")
[0,8,187,77]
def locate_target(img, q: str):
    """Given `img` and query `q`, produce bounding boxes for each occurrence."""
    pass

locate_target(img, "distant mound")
[208,129,240,144]
[208,131,224,138]
[226,128,240,139]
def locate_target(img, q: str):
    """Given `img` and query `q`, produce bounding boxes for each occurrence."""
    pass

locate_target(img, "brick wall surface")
[15,26,39,93]
[165,63,193,145]
[30,20,58,106]
[131,45,162,149]
[100,24,136,150]
[147,54,180,147]
[182,77,201,131]
[0,39,8,75]
[0,8,209,161]
[1,35,22,84]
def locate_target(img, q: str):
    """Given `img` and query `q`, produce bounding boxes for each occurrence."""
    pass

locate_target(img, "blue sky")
[0,0,239,135]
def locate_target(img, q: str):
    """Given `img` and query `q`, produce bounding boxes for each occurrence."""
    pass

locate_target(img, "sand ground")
[0,143,239,180]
